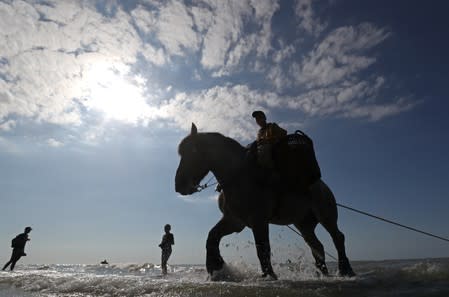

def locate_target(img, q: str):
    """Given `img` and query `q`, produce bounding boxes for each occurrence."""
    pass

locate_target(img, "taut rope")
[197,177,449,243]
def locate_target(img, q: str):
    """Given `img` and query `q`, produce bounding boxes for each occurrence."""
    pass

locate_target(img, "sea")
[1,258,448,297]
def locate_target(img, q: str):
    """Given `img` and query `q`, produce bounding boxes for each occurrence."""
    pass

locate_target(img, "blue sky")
[1,0,449,265]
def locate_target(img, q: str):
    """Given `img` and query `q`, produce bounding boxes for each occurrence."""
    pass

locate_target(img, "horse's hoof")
[206,256,224,275]
[261,272,278,280]
[338,269,356,277]
[315,263,329,276]
[209,264,245,282]
[338,259,356,277]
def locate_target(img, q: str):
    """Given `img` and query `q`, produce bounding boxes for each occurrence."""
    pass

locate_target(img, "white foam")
[1,259,448,296]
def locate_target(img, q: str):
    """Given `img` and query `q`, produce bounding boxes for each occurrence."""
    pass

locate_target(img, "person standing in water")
[158,224,174,275]
[2,227,32,271]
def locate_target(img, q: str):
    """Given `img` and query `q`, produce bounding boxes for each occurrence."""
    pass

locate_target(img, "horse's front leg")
[252,222,278,280]
[206,216,244,276]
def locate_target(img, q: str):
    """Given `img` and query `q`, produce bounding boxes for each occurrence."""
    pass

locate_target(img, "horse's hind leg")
[206,216,244,276]
[313,181,355,276]
[320,219,355,276]
[294,218,329,276]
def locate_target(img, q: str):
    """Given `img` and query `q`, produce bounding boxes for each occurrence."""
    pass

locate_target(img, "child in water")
[158,224,174,275]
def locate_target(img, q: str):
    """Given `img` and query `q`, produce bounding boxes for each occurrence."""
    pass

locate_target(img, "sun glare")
[83,63,152,124]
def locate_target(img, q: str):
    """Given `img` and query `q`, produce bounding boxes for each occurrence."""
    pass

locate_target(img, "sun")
[83,62,151,124]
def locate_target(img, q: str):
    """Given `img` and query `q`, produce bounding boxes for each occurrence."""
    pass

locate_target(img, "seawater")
[1,258,449,297]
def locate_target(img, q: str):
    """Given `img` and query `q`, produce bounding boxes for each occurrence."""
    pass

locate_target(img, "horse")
[175,123,355,280]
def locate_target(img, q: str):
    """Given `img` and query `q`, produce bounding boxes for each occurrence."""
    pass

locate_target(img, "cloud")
[133,1,200,57]
[0,0,144,127]
[47,138,64,147]
[263,22,401,121]
[294,0,327,36]
[140,44,168,66]
[157,84,282,140]
[157,1,200,56]
[198,0,279,73]
[0,0,415,143]
[158,76,413,136]
[291,23,390,89]
[342,97,417,121]
[131,0,279,74]
[283,76,416,121]
[0,120,16,131]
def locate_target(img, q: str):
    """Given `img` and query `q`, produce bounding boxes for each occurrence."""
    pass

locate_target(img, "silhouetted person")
[252,110,287,168]
[100,259,109,265]
[2,227,32,271]
[158,224,174,275]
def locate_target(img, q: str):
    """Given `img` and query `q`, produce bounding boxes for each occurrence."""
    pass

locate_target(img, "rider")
[252,110,287,169]
[216,111,286,190]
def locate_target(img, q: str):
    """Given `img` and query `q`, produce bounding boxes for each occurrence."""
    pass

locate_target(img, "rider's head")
[24,226,32,233]
[164,224,171,233]
[252,110,267,128]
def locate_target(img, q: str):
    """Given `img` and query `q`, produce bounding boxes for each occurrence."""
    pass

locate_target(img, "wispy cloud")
[294,0,327,36]
[0,120,16,131]
[291,23,390,89]
[133,1,200,57]
[283,77,416,121]
[0,0,142,127]
[47,138,64,147]
[157,84,283,140]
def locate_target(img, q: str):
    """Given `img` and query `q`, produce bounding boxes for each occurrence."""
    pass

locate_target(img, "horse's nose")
[175,178,188,195]
[175,179,182,192]
[175,170,195,195]
[175,182,182,194]
[175,180,195,195]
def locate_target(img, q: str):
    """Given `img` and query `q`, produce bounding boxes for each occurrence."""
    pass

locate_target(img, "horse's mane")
[201,132,245,152]
[178,132,245,155]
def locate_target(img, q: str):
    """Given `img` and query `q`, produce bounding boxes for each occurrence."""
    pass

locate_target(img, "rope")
[286,225,337,261]
[196,176,218,192]
[337,203,449,243]
[204,176,215,185]
[198,177,449,244]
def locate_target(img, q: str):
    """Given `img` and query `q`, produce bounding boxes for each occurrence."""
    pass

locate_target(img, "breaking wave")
[1,258,448,297]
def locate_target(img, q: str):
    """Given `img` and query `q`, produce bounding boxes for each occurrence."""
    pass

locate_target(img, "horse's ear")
[191,123,197,135]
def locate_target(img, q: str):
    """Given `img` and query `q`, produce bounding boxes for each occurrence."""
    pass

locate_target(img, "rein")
[194,155,247,193]
[195,176,219,193]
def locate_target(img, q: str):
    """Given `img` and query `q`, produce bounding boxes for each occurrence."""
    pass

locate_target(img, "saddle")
[272,130,321,191]
[247,130,321,192]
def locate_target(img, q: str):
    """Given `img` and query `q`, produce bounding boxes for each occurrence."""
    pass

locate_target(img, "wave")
[1,258,448,297]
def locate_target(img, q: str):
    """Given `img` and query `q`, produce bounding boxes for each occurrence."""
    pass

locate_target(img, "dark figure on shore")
[158,224,174,275]
[2,227,32,271]
[100,259,109,265]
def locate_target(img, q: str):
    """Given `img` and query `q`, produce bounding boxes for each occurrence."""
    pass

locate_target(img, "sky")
[1,0,449,265]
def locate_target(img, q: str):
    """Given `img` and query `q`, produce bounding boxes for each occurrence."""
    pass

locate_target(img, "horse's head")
[175,123,210,195]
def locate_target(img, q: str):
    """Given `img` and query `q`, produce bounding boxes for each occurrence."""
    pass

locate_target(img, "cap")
[251,110,266,119]
[25,226,32,232]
